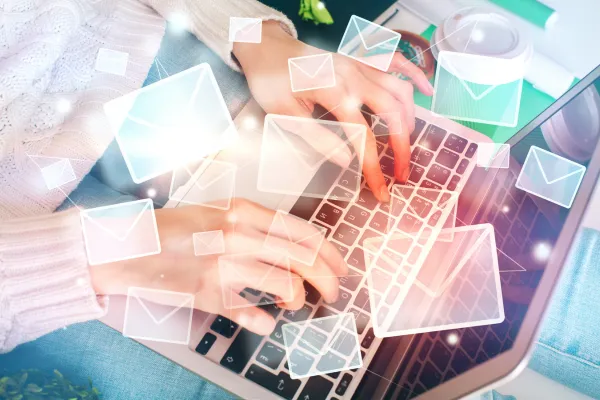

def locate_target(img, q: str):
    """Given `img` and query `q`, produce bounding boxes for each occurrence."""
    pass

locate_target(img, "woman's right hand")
[89,198,347,335]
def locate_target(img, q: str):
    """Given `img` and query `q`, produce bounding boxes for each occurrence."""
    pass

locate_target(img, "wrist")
[233,20,294,70]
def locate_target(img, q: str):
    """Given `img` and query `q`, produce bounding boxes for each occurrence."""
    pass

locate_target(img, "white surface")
[495,368,594,399]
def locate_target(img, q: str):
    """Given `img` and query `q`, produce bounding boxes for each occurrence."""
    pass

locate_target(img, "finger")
[359,83,411,182]
[360,67,416,133]
[388,52,434,96]
[218,254,306,310]
[255,244,342,304]
[270,100,353,168]
[317,94,390,202]
[210,294,276,335]
[228,201,348,275]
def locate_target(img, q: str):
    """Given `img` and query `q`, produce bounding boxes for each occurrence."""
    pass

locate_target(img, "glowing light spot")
[227,212,237,224]
[316,1,326,9]
[147,188,157,198]
[56,98,72,114]
[242,116,258,131]
[76,278,86,286]
[342,96,362,111]
[160,274,164,279]
[446,332,459,346]
[168,12,188,34]
[533,242,552,262]
[470,29,485,43]
[502,205,510,213]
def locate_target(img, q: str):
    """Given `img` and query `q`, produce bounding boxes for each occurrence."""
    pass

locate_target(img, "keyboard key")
[444,133,468,154]
[385,145,394,158]
[258,300,282,319]
[408,164,425,183]
[195,332,217,355]
[284,304,313,322]
[316,352,346,373]
[357,188,379,210]
[256,342,286,369]
[456,159,469,175]
[338,170,361,192]
[361,328,376,349]
[410,118,427,144]
[335,373,354,396]
[369,211,392,233]
[451,349,473,374]
[419,124,447,151]
[271,320,296,346]
[340,271,363,291]
[354,288,371,312]
[385,285,401,304]
[333,223,360,247]
[313,307,337,332]
[326,288,352,311]
[331,241,349,259]
[358,229,381,247]
[211,315,239,338]
[465,143,478,158]
[245,288,261,296]
[461,328,482,359]
[347,308,369,334]
[380,156,395,177]
[348,248,366,271]
[316,203,343,227]
[245,365,301,400]
[300,375,334,400]
[503,197,519,221]
[435,148,460,169]
[518,196,537,227]
[377,142,385,155]
[426,164,451,186]
[430,341,451,372]
[397,213,423,234]
[420,362,443,389]
[483,332,502,357]
[381,195,406,217]
[344,205,370,228]
[379,249,403,273]
[329,186,353,209]
[299,328,327,354]
[418,339,433,361]
[494,212,511,237]
[221,329,263,373]
[411,146,434,167]
[288,349,315,377]
[349,157,360,172]
[304,281,321,304]
[409,196,433,218]
[408,361,422,383]
[447,175,461,191]
[419,180,442,199]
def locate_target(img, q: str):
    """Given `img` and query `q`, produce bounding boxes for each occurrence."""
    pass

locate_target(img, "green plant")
[299,0,334,25]
[0,369,100,400]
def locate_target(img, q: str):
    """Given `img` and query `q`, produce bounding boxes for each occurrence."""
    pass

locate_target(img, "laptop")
[101,62,600,399]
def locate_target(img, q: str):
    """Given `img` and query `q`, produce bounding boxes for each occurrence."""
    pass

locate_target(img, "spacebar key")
[246,364,301,400]
[220,329,263,373]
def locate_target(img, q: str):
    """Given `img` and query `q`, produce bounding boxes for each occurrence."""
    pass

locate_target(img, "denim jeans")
[1,22,599,400]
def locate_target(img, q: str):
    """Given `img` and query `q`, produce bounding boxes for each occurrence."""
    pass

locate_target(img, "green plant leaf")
[299,0,334,25]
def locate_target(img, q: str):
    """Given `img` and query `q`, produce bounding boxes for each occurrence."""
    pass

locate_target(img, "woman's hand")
[90,199,347,335]
[233,21,434,202]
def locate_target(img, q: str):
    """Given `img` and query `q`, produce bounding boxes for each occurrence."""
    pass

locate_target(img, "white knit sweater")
[0,0,296,352]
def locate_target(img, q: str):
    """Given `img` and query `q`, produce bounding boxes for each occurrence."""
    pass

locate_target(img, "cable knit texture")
[0,0,296,352]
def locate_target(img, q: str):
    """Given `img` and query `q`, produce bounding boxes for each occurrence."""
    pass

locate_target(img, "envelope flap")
[191,161,236,190]
[194,230,222,247]
[289,54,332,79]
[531,146,586,184]
[131,287,194,325]
[352,16,400,50]
[232,17,261,33]
[267,116,326,169]
[82,199,152,241]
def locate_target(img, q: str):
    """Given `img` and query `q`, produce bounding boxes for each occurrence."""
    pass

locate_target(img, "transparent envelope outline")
[169,160,236,210]
[265,210,326,266]
[80,199,161,265]
[258,114,367,197]
[389,185,459,229]
[477,143,510,169]
[123,287,194,345]
[288,53,336,92]
[41,158,77,190]
[229,17,262,43]
[515,146,586,208]
[432,51,524,127]
[104,63,236,183]
[218,253,294,309]
[281,313,362,378]
[95,48,129,75]
[337,15,401,72]
[193,230,225,256]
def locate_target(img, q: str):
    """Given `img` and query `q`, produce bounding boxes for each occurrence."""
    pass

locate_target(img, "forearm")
[0,210,106,353]
[138,0,297,71]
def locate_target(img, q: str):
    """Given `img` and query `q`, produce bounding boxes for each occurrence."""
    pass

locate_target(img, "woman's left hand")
[233,21,434,203]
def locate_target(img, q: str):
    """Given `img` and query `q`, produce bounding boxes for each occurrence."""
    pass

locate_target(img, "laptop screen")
[380,73,600,398]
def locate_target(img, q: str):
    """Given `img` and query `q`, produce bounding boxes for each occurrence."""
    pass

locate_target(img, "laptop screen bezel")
[371,65,600,400]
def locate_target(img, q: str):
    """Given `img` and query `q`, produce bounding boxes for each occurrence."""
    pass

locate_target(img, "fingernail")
[333,149,353,168]
[379,185,390,203]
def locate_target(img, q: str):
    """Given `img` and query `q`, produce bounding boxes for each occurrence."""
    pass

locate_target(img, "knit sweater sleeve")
[0,210,107,353]
[139,0,298,71]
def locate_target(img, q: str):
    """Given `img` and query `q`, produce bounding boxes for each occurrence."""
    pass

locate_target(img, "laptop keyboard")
[194,116,485,400]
